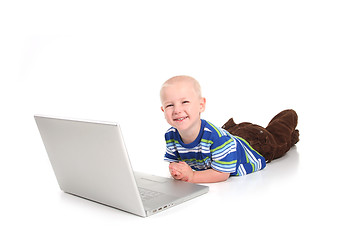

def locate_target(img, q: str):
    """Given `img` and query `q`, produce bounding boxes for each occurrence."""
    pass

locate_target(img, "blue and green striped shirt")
[164,119,266,176]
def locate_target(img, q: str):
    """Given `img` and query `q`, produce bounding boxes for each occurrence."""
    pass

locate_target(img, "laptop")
[34,115,209,217]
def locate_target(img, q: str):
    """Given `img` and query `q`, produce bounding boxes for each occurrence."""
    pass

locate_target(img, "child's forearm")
[190,169,230,183]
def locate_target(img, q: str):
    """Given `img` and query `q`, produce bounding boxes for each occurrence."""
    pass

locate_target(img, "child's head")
[160,75,206,137]
[161,75,203,99]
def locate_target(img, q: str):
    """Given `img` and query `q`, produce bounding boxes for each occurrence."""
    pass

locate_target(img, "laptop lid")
[34,115,147,217]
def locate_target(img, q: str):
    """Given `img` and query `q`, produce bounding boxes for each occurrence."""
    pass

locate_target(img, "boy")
[160,75,267,183]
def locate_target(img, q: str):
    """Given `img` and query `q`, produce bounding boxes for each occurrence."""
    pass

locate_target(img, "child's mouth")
[174,116,188,122]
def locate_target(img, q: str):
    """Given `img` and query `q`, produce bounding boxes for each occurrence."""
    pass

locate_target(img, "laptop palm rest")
[134,172,208,215]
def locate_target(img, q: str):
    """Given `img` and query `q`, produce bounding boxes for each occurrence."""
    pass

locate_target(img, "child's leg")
[222,119,277,162]
[265,109,299,159]
[222,109,299,163]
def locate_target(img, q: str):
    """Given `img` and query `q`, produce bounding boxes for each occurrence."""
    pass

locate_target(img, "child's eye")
[182,101,189,104]
[166,104,174,108]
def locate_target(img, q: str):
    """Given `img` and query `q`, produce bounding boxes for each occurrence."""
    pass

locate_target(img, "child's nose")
[173,104,183,114]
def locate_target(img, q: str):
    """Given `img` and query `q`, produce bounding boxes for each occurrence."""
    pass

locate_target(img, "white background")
[1,0,359,239]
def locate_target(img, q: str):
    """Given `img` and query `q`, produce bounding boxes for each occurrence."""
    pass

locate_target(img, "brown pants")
[222,109,299,163]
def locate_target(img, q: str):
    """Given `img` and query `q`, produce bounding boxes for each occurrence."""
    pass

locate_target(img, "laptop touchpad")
[139,177,168,184]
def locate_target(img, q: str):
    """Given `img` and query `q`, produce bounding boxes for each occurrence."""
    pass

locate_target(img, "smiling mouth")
[174,116,189,122]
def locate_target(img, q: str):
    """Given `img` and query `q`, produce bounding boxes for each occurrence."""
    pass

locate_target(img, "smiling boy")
[160,75,266,183]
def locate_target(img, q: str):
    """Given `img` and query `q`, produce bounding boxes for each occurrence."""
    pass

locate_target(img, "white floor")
[1,1,359,239]
[3,127,358,240]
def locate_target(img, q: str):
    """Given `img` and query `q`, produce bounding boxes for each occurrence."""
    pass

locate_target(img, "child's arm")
[169,162,230,183]
[191,168,230,183]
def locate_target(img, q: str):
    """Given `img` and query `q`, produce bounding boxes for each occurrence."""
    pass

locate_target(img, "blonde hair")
[160,75,202,100]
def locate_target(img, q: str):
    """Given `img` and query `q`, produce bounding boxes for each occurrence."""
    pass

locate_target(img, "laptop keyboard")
[138,187,163,201]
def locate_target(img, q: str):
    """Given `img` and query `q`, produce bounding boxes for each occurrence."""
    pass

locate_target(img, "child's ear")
[161,106,164,112]
[200,97,206,113]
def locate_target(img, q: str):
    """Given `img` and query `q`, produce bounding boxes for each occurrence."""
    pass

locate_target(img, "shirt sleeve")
[164,139,180,162]
[163,130,180,163]
[210,136,238,173]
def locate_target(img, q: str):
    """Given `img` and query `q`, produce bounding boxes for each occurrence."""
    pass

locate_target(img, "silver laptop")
[34,115,209,217]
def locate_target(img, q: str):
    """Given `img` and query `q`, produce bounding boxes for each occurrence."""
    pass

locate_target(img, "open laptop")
[34,115,209,217]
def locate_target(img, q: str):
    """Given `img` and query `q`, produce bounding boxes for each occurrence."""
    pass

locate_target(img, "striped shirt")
[164,119,266,176]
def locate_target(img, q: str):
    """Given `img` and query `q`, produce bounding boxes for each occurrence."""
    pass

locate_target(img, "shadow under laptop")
[59,191,142,218]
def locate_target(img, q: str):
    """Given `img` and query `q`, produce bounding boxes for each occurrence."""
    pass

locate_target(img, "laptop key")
[138,187,164,201]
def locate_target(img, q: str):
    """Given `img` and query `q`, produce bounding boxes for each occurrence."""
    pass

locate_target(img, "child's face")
[161,80,206,134]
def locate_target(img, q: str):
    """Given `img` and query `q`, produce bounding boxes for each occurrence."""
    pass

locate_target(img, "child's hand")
[169,162,194,182]
[169,162,183,180]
